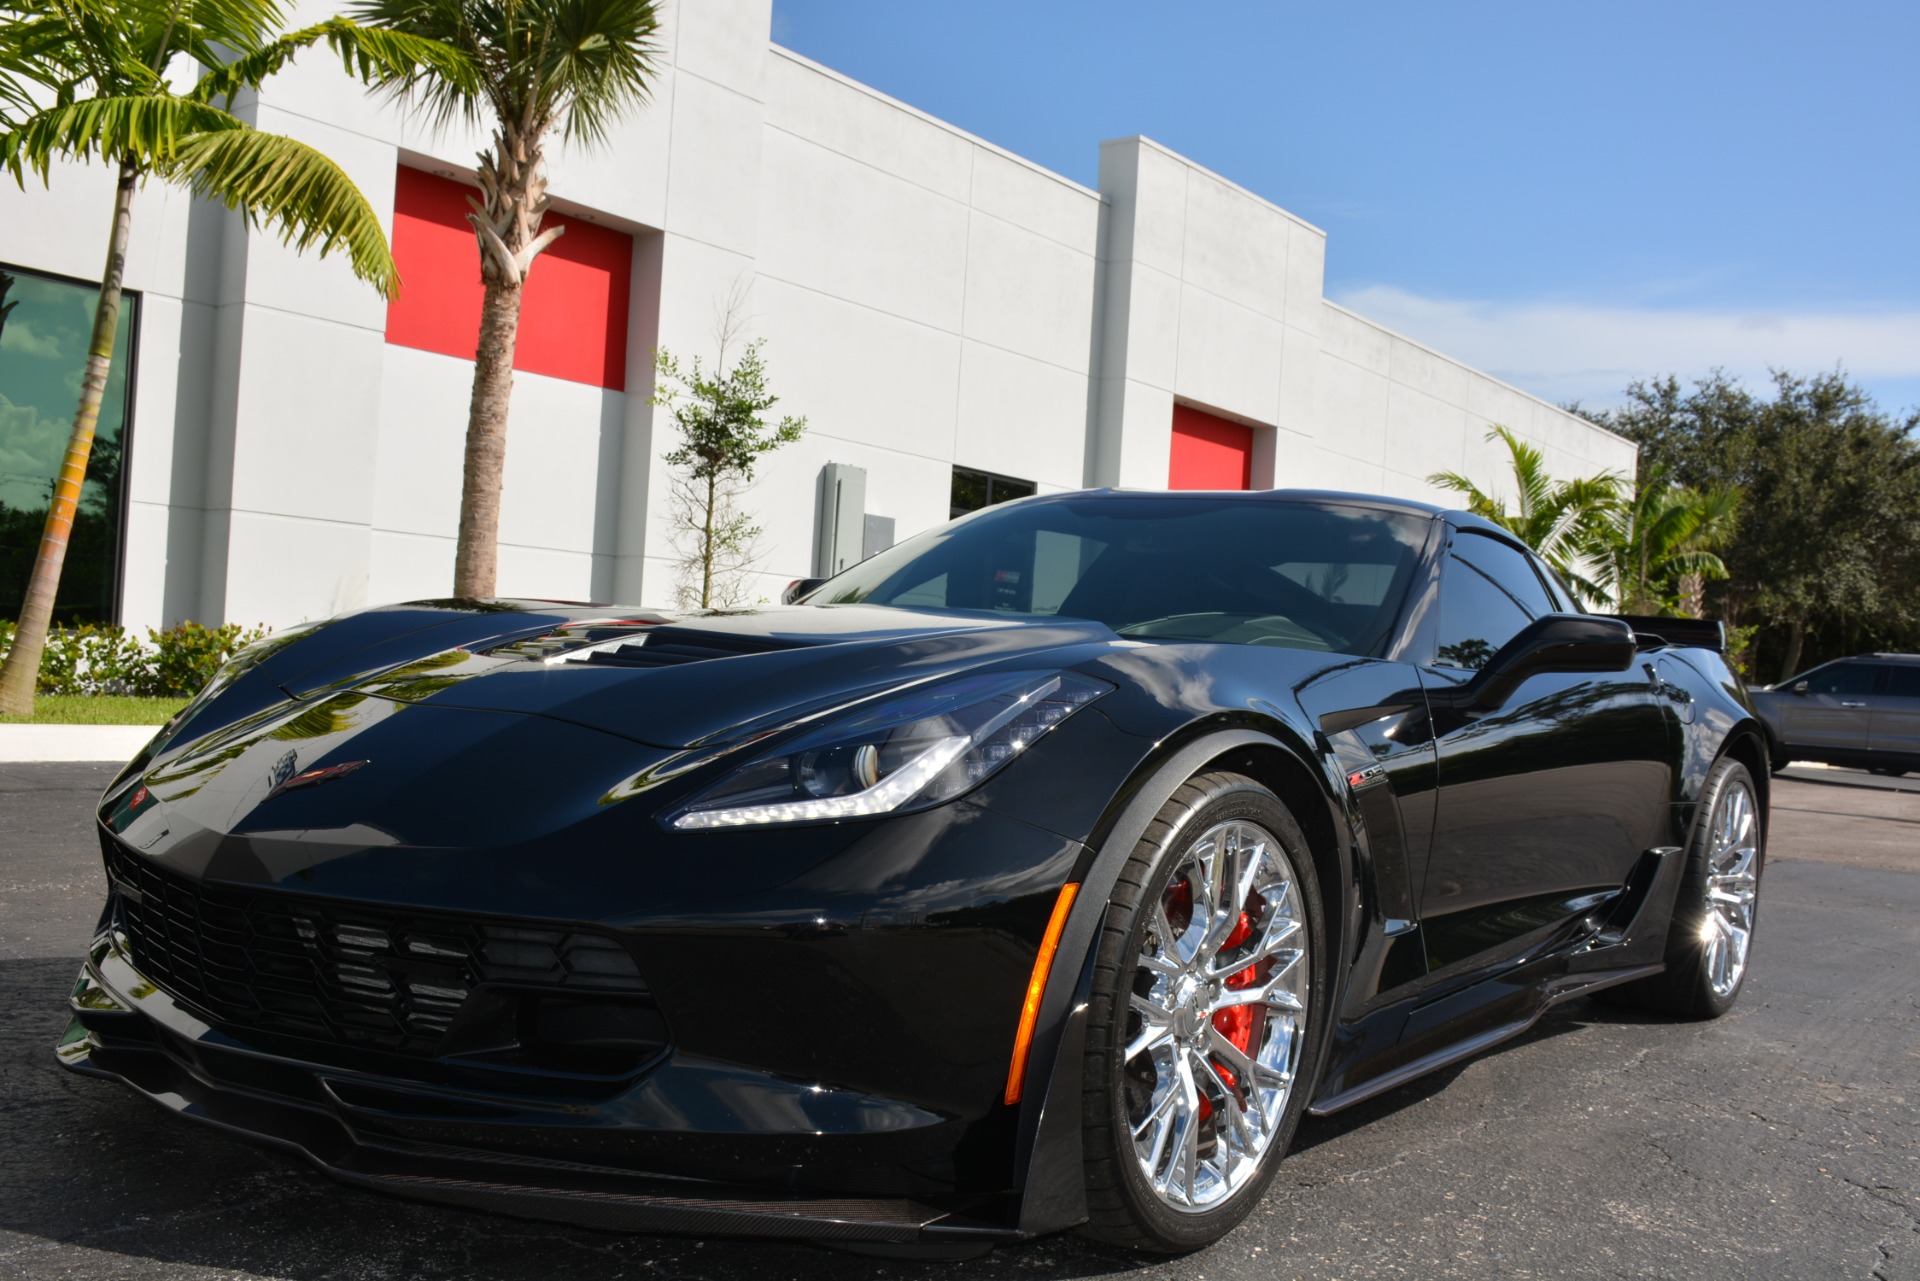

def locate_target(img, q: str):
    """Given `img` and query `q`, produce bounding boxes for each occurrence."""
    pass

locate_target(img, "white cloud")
[1331,285,1920,410]
[0,319,66,360]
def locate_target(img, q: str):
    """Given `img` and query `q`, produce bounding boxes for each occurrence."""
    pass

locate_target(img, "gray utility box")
[815,462,867,578]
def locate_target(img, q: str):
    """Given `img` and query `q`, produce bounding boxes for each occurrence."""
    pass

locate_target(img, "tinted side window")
[1431,533,1554,670]
[1886,666,1920,699]
[1458,532,1557,618]
[1802,663,1879,696]
[1535,558,1580,613]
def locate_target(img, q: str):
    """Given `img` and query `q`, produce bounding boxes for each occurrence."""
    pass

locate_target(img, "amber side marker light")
[1004,881,1081,1107]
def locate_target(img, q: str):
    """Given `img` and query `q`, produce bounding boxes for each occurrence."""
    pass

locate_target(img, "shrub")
[0,619,268,697]
[146,622,267,696]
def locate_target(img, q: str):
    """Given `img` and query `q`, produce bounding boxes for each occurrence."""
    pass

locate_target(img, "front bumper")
[58,940,1021,1247]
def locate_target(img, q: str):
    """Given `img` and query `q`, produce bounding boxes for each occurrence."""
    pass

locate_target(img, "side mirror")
[1791,680,1809,695]
[782,577,827,605]
[1447,614,1638,711]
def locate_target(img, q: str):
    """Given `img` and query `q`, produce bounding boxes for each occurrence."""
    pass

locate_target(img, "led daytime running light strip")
[670,735,971,829]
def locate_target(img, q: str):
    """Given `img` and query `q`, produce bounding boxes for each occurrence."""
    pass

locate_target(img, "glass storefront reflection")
[0,264,138,624]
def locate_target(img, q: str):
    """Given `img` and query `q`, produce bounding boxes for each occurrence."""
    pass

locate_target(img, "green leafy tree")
[652,334,806,609]
[352,0,663,600]
[1598,370,1920,680]
[1429,424,1622,606]
[0,0,467,717]
[1594,466,1741,617]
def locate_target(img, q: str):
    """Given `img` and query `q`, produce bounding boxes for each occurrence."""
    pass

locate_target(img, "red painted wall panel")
[1169,404,1254,489]
[385,167,632,391]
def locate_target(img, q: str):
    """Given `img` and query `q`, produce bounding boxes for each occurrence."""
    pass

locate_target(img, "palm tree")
[0,0,469,717]
[352,0,663,599]
[1430,425,1622,606]
[1596,467,1740,617]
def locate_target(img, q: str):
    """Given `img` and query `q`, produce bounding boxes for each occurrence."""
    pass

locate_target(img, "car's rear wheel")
[1080,772,1323,1252]
[1607,755,1762,1017]
[1868,766,1908,778]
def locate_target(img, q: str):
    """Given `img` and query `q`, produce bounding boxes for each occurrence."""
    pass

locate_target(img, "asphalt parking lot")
[2,762,1916,1280]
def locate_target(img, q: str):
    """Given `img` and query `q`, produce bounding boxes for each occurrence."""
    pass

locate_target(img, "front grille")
[103,839,648,1057]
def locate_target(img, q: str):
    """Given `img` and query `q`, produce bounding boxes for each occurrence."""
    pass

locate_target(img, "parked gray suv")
[1751,653,1920,776]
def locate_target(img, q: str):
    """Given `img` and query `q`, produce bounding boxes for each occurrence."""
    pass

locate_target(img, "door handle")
[1840,701,1868,708]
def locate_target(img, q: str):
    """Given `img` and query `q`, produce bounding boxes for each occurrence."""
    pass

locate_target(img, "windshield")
[805,495,1430,656]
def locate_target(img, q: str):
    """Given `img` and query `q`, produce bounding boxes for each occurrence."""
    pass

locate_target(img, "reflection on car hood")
[296,605,1123,750]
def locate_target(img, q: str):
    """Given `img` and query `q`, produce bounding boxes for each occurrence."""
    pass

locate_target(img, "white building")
[0,0,1636,632]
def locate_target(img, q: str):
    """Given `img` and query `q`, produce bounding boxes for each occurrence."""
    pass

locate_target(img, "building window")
[951,466,1035,518]
[384,167,633,390]
[1169,403,1253,490]
[0,264,137,625]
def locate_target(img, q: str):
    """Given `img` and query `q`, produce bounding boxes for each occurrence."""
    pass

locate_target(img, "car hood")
[104,605,1123,904]
[286,604,1124,751]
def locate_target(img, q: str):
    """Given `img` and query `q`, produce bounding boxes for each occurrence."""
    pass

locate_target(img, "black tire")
[1080,772,1325,1253]
[1606,755,1764,1018]
[1868,767,1908,778]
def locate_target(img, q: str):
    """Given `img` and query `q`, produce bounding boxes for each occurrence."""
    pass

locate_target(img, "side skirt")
[1307,960,1665,1116]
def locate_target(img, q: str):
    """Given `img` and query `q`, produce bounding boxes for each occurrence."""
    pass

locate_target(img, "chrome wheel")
[1125,820,1309,1213]
[1701,777,1759,998]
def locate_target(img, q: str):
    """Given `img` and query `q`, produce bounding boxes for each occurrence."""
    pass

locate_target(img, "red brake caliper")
[1165,880,1267,1124]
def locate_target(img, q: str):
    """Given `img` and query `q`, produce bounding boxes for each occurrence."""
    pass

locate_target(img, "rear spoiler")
[1598,614,1727,653]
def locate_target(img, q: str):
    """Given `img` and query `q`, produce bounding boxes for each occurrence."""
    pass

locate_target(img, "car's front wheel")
[1079,772,1323,1252]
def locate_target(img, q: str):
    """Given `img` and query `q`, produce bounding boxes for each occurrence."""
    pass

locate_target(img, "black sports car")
[59,490,1768,1255]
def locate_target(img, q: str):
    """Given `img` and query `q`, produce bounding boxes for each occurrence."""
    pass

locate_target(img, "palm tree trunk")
[453,277,520,598]
[0,157,136,717]
[1678,572,1705,619]
[451,123,563,599]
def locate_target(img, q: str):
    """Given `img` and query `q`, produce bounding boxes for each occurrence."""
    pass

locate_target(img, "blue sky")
[770,1,1919,418]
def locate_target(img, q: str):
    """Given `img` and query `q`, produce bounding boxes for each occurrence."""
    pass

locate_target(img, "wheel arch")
[1720,724,1772,827]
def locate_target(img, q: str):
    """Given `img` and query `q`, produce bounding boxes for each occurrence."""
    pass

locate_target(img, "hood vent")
[489,621,664,662]
[566,626,806,670]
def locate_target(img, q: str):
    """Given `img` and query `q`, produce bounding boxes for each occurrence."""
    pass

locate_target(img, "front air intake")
[102,838,656,1061]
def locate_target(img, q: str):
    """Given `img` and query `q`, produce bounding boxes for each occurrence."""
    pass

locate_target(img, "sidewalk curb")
[0,724,156,763]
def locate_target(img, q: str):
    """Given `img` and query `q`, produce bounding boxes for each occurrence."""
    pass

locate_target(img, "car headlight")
[667,669,1110,830]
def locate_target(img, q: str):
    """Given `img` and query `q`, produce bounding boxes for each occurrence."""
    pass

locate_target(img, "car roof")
[1813,654,1920,667]
[1025,487,1466,524]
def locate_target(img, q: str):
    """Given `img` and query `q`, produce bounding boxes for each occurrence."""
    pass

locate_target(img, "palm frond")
[348,0,492,128]
[133,0,285,59]
[539,0,660,145]
[0,0,132,94]
[351,0,659,147]
[1661,549,1730,581]
[0,11,96,85]
[0,93,237,182]
[166,127,398,297]
[1427,468,1500,517]
[192,17,478,106]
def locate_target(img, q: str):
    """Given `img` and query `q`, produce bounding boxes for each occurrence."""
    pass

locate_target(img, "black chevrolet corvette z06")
[60,490,1769,1256]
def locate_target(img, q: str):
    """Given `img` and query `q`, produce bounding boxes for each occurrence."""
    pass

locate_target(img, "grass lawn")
[0,694,187,725]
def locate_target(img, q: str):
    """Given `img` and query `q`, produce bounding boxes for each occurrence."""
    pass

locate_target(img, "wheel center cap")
[1172,975,1209,1040]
